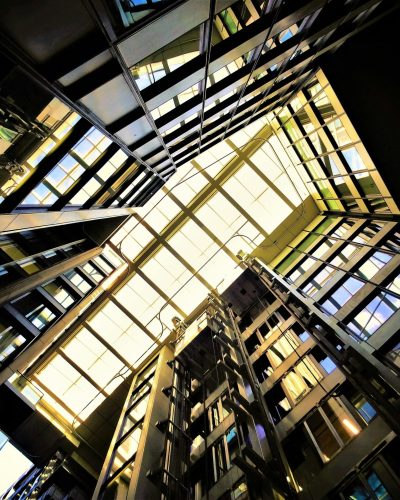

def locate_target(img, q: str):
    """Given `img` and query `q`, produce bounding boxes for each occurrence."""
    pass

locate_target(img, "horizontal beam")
[0,207,136,233]
[0,247,102,307]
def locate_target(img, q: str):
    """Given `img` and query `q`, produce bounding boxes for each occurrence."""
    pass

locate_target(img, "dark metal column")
[205,293,298,499]
[225,305,298,499]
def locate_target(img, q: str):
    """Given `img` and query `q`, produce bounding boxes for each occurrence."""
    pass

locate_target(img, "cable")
[153,230,259,341]
[29,112,313,439]
[115,130,311,331]
[68,126,313,426]
[116,133,308,266]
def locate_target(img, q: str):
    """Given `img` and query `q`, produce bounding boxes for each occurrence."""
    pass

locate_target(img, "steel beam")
[0,246,102,307]
[0,118,92,213]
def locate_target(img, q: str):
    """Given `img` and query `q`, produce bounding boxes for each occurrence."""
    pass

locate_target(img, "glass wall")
[269,71,399,216]
[273,215,400,348]
[0,251,122,371]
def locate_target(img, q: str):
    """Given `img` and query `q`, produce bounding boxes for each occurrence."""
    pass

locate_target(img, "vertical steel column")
[208,294,298,498]
[224,305,298,499]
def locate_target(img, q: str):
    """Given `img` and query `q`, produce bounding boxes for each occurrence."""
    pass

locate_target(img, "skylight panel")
[208,192,241,226]
[250,147,282,181]
[142,260,176,297]
[150,250,189,292]
[129,222,153,247]
[223,176,254,206]
[194,147,232,177]
[143,207,170,233]
[233,164,268,200]
[200,251,236,288]
[37,354,101,418]
[168,231,200,264]
[224,223,261,255]
[196,204,231,239]
[114,284,149,317]
[112,330,154,367]
[127,274,160,306]
[88,303,130,338]
[179,220,214,252]
[245,196,287,234]
[170,178,197,205]
[26,115,318,428]
[120,235,143,261]
[121,326,156,365]
[145,302,181,338]
[172,277,209,314]
[157,193,181,218]
[274,172,305,205]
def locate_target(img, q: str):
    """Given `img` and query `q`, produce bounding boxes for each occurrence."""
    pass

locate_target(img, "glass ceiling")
[29,113,312,430]
[111,115,309,317]
[10,69,399,444]
[15,112,316,438]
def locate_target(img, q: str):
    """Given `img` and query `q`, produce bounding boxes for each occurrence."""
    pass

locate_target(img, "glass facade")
[273,214,400,353]
[0,246,122,372]
[0,2,399,498]
[270,72,398,215]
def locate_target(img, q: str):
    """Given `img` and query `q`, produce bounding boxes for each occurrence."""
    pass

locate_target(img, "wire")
[67,126,313,426]
[30,113,313,438]
[115,130,310,328]
[117,133,307,258]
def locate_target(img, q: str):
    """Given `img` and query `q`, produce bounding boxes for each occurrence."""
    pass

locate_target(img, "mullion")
[74,266,99,288]
[118,171,154,206]
[36,286,67,316]
[57,274,85,300]
[243,0,375,131]
[173,101,286,168]
[290,104,344,192]
[276,114,331,206]
[84,322,131,368]
[58,349,107,395]
[115,412,147,449]
[51,144,120,209]
[102,166,146,207]
[0,119,92,213]
[128,178,164,207]
[82,159,136,209]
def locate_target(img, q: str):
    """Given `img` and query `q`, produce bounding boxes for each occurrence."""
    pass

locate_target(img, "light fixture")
[342,418,360,435]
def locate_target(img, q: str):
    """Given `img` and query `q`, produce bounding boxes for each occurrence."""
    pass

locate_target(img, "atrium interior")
[0,1,399,499]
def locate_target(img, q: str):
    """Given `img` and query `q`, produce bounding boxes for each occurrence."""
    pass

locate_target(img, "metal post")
[225,305,299,499]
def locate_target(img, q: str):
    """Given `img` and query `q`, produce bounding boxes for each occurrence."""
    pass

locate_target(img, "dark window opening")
[253,355,273,383]
[265,384,291,424]
[245,332,261,355]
